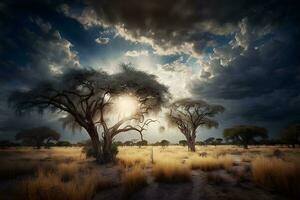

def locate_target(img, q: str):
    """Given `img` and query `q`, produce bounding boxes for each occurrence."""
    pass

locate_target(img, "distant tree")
[136,140,148,147]
[15,127,60,149]
[56,141,72,147]
[204,137,215,145]
[280,124,300,148]
[166,98,224,152]
[195,141,204,145]
[179,140,188,146]
[223,125,268,149]
[0,140,17,148]
[124,140,134,146]
[215,138,223,145]
[160,139,170,148]
[113,141,124,146]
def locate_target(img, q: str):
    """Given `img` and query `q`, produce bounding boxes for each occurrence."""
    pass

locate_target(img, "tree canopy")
[166,98,224,151]
[223,125,268,149]
[280,124,300,148]
[15,126,60,148]
[10,65,170,163]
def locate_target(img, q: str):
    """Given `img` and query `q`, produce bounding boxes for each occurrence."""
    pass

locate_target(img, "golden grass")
[152,159,191,183]
[121,166,147,197]
[20,167,113,200]
[252,157,300,196]
[188,155,234,171]
[117,147,151,168]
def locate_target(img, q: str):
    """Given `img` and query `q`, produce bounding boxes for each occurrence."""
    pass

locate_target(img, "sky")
[0,0,299,143]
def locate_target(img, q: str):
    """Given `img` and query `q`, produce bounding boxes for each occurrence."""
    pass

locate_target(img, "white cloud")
[125,50,148,57]
[95,37,110,44]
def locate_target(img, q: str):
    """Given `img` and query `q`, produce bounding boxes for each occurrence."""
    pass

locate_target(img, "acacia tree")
[15,127,60,149]
[223,125,268,149]
[167,98,225,152]
[280,124,300,148]
[10,65,169,163]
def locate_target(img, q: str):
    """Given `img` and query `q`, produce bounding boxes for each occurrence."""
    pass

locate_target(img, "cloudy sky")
[0,0,299,143]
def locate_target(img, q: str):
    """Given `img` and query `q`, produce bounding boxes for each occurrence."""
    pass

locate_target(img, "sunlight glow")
[114,94,139,118]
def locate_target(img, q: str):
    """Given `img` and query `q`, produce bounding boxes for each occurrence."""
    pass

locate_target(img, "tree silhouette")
[15,127,60,149]
[204,137,215,145]
[280,124,300,148]
[179,140,187,146]
[160,139,170,147]
[166,98,224,152]
[223,125,268,149]
[10,65,169,163]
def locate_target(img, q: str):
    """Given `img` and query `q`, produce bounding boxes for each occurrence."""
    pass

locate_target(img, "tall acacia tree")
[223,125,268,149]
[10,65,169,163]
[167,98,225,152]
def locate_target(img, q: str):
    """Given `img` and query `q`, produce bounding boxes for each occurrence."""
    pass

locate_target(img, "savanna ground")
[0,145,299,200]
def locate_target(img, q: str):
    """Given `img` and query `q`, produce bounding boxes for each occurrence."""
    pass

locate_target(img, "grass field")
[0,145,299,200]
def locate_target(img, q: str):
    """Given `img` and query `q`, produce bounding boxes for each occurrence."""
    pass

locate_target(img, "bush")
[82,140,118,160]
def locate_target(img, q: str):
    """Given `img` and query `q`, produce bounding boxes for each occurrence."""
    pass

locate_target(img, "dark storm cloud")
[0,0,81,139]
[190,20,300,123]
[82,0,298,55]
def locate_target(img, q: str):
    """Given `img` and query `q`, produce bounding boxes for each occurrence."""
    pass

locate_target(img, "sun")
[114,94,139,118]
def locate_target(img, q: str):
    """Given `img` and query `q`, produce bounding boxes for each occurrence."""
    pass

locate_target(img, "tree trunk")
[86,125,104,163]
[187,136,196,152]
[102,133,114,163]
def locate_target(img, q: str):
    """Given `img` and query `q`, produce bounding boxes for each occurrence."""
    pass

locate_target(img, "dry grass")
[19,167,113,200]
[121,166,147,198]
[1,146,300,199]
[117,147,151,168]
[251,157,300,197]
[152,159,191,183]
[0,161,39,179]
[188,155,234,171]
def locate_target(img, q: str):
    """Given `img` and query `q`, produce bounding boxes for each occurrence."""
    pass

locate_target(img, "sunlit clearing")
[114,95,139,118]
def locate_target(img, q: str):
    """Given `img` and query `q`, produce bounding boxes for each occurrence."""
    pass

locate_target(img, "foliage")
[223,125,268,149]
[280,124,300,148]
[136,140,148,147]
[167,98,224,151]
[56,141,72,147]
[15,127,60,149]
[10,65,169,163]
[160,140,170,147]
[179,140,187,146]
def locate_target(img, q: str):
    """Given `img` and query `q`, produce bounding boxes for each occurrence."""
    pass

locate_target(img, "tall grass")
[188,155,233,171]
[121,166,147,198]
[20,166,113,200]
[152,159,191,183]
[252,157,300,197]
